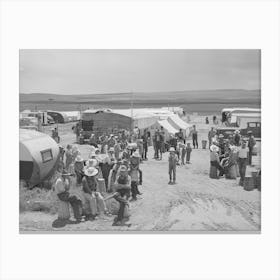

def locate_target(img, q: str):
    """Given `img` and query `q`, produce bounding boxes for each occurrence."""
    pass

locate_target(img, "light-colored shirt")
[238,147,249,158]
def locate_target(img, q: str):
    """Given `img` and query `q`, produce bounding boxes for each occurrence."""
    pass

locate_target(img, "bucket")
[243,177,255,191]
[202,140,207,149]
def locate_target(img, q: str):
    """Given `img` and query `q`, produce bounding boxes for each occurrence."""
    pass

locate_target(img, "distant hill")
[19,89,261,114]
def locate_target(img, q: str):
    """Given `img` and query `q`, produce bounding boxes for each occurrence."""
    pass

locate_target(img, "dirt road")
[19,116,261,232]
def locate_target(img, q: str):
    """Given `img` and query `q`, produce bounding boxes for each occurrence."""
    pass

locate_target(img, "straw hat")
[75,155,84,162]
[234,130,240,134]
[84,167,99,177]
[169,147,175,152]
[230,145,238,153]
[86,158,98,167]
[210,145,219,152]
[132,151,140,158]
[218,134,224,138]
[109,147,115,152]
[119,165,128,172]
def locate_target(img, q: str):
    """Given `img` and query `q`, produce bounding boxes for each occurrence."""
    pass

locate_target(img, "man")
[141,130,149,160]
[110,165,131,226]
[176,128,184,144]
[208,127,216,149]
[169,134,177,150]
[247,131,256,166]
[192,125,198,149]
[74,155,85,184]
[233,130,241,146]
[237,140,249,186]
[168,147,178,185]
[108,134,116,148]
[54,170,83,224]
[154,129,161,159]
[82,166,110,217]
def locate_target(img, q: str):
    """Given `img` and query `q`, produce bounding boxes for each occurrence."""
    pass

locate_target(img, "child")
[186,143,192,164]
[168,147,178,185]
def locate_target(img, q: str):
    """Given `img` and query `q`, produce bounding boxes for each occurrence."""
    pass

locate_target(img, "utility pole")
[130,91,134,132]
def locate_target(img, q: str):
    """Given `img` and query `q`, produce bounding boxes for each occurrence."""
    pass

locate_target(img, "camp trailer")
[20,129,60,187]
[221,107,261,125]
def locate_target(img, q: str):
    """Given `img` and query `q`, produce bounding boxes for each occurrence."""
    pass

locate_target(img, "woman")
[210,145,224,177]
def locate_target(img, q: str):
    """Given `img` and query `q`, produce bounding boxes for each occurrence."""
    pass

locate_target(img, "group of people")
[53,132,145,228]
[208,128,257,186]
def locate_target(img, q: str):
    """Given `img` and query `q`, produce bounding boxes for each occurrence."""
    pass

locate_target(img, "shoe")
[168,181,172,185]
[130,198,137,202]
[173,181,176,185]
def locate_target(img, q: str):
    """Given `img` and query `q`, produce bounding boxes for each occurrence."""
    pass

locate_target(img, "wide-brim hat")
[84,167,99,177]
[230,145,238,153]
[210,145,219,152]
[169,147,175,152]
[235,130,240,134]
[132,151,140,158]
[218,134,224,138]
[119,165,128,172]
[86,158,98,167]
[75,155,84,162]
[109,147,115,152]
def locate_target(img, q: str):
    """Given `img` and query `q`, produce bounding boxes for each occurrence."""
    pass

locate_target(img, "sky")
[19,49,260,95]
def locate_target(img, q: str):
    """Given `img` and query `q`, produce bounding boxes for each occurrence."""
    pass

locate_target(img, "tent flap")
[157,120,178,134]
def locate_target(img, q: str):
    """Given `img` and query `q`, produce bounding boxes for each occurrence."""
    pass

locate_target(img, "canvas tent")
[143,119,178,140]
[167,114,192,137]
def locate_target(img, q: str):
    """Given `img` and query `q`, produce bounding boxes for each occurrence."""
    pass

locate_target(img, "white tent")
[157,119,178,135]
[167,114,192,137]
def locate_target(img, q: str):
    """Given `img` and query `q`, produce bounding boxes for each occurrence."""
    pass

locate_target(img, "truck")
[76,109,132,142]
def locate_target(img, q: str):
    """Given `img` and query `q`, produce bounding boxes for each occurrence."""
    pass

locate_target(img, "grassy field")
[20,89,261,114]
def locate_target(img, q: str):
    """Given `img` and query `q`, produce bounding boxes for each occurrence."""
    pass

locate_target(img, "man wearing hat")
[108,147,116,164]
[233,130,241,146]
[247,131,256,165]
[111,165,131,226]
[82,166,110,217]
[74,155,85,184]
[53,171,83,226]
[191,125,198,149]
[168,147,178,184]
[237,140,249,186]
[208,127,216,149]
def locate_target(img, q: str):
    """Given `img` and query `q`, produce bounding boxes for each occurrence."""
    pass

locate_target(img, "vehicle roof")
[231,112,261,117]
[221,107,261,113]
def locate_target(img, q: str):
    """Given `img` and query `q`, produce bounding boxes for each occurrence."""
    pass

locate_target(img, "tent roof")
[168,114,191,130]
[157,119,178,134]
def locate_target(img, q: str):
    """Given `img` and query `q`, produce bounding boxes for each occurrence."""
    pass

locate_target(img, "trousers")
[169,166,176,181]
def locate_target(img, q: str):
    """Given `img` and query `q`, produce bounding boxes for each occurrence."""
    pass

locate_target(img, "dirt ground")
[19,115,261,232]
